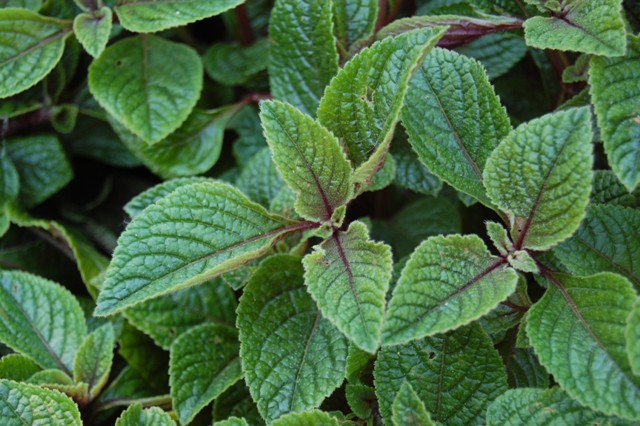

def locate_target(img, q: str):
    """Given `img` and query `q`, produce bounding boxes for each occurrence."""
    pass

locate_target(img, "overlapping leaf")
[628,299,640,376]
[115,403,176,426]
[392,381,434,426]
[0,379,82,425]
[270,410,339,426]
[73,323,114,398]
[332,0,377,55]
[73,7,112,58]
[591,170,640,207]
[204,39,269,87]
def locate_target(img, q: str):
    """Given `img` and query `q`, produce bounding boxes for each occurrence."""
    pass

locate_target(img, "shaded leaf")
[73,323,114,398]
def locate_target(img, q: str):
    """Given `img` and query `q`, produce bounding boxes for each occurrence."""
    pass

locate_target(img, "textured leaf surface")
[524,0,626,56]
[213,418,249,426]
[73,7,111,58]
[204,39,269,86]
[238,256,348,423]
[628,299,640,376]
[95,182,304,316]
[391,381,434,426]
[304,221,392,353]
[124,177,213,219]
[456,32,527,80]
[236,148,286,209]
[332,0,377,54]
[73,323,114,397]
[170,323,242,425]
[383,235,517,346]
[527,272,640,419]
[0,156,18,208]
[590,35,640,191]
[0,379,82,425]
[261,100,353,221]
[115,403,176,426]
[0,354,41,381]
[114,0,243,33]
[484,107,593,251]
[89,35,202,144]
[0,271,86,374]
[0,8,71,98]
[375,323,507,425]
[269,0,338,116]
[504,348,550,389]
[269,410,339,426]
[591,170,640,207]
[391,135,442,196]
[402,47,511,206]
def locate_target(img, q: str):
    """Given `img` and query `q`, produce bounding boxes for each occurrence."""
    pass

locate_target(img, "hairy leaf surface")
[115,403,176,426]
[0,379,82,425]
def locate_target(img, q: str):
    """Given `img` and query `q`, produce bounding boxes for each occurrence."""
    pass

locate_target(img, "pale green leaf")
[269,410,339,426]
[375,323,507,425]
[391,381,434,426]
[486,221,512,256]
[0,8,71,98]
[456,32,527,80]
[0,379,82,426]
[213,418,249,426]
[402,47,511,207]
[269,0,338,116]
[0,271,86,374]
[591,170,640,207]
[238,255,348,423]
[235,148,285,209]
[332,0,378,55]
[89,35,202,144]
[627,298,640,376]
[204,39,269,87]
[95,182,306,316]
[73,7,112,58]
[73,323,114,397]
[303,221,392,353]
[523,0,626,56]
[383,234,518,346]
[527,272,640,419]
[115,403,176,426]
[260,100,353,222]
[170,323,242,425]
[484,107,594,251]
[0,354,41,381]
[114,0,243,33]
[590,35,640,191]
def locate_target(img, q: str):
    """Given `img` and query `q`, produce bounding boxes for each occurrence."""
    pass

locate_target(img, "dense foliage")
[1,0,639,425]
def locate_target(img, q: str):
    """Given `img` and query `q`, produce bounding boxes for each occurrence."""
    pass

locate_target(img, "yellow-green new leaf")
[391,382,434,426]
[115,403,176,426]
[73,323,114,398]
[0,380,82,425]
[73,7,112,58]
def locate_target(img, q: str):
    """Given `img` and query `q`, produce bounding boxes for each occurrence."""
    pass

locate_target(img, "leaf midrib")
[572,236,640,286]
[289,310,321,411]
[0,27,70,68]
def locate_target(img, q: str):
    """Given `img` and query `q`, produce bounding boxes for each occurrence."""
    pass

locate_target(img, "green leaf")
[317,27,446,185]
[204,39,269,87]
[115,403,176,426]
[170,323,242,425]
[456,32,527,80]
[5,135,73,207]
[0,270,86,374]
[504,348,550,389]
[124,177,213,219]
[73,323,114,398]
[375,323,507,425]
[213,418,250,426]
[391,381,434,426]
[73,7,112,58]
[391,134,443,196]
[383,234,517,346]
[260,100,353,222]
[235,148,286,209]
[238,255,348,423]
[114,0,243,33]
[523,0,626,56]
[213,381,261,425]
[0,0,42,10]
[95,182,306,316]
[346,384,375,418]
[0,353,41,381]
[484,107,594,251]
[269,410,339,426]
[402,47,511,207]
[591,170,640,207]
[0,8,71,98]
[527,272,640,419]
[0,155,19,208]
[269,0,338,116]
[117,322,169,391]
[332,0,378,55]
[627,299,640,376]
[0,379,82,425]
[303,221,392,353]
[487,387,634,425]
[89,35,202,144]
[590,35,640,191]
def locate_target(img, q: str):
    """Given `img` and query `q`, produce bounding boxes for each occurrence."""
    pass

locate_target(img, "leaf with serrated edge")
[392,381,434,426]
[303,221,392,353]
[0,379,82,425]
[238,255,348,423]
[73,7,111,58]
[527,272,640,419]
[332,0,378,54]
[170,323,242,425]
[260,100,353,222]
[375,323,507,425]
[0,270,86,374]
[270,410,339,426]
[89,35,202,144]
[628,299,640,376]
[383,234,517,346]
[214,418,250,426]
[591,170,640,207]
[590,35,640,191]
[95,182,311,316]
[402,47,511,207]
[484,107,594,251]
[73,323,114,398]
[115,403,176,426]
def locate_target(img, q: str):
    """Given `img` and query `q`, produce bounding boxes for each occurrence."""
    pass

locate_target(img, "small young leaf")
[269,410,339,426]
[391,381,434,426]
[383,234,517,346]
[628,299,640,376]
[89,35,202,144]
[0,353,41,381]
[73,7,111,58]
[238,255,348,423]
[170,323,242,425]
[73,323,114,398]
[332,0,378,55]
[115,403,176,426]
[484,107,593,251]
[303,221,393,353]
[0,379,82,425]
[204,39,269,87]
[486,221,512,256]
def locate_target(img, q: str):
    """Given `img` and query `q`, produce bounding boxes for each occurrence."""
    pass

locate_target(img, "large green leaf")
[0,379,82,425]
[73,323,114,398]
[402,47,511,207]
[303,221,392,353]
[95,182,310,316]
[204,39,269,87]
[527,272,640,419]
[332,0,377,55]
[375,323,507,425]
[89,35,202,144]
[170,323,242,425]
[523,0,626,56]
[115,403,176,426]
[269,0,338,116]
[114,0,243,33]
[72,7,111,58]
[270,410,339,426]
[238,256,348,423]
[0,8,71,98]
[484,107,594,251]
[383,234,517,346]
[0,271,86,374]
[260,100,353,222]
[590,35,640,191]
[391,381,434,426]
[628,299,640,376]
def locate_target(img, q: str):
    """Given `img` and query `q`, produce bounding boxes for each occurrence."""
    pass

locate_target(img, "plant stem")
[235,3,254,46]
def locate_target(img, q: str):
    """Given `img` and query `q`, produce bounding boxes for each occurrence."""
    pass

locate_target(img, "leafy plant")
[0,0,639,425]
